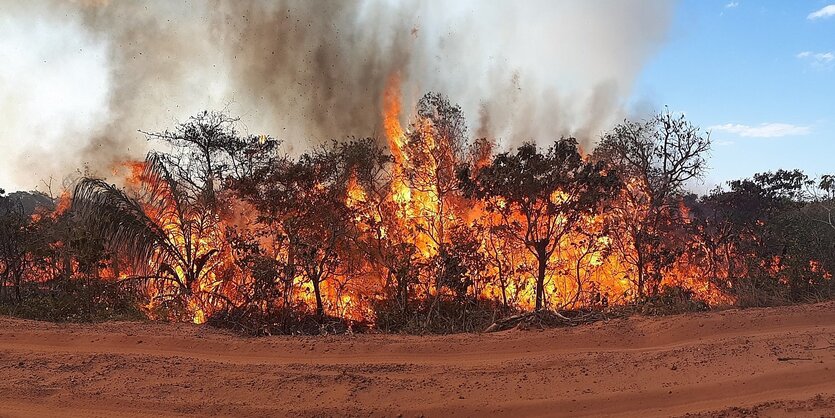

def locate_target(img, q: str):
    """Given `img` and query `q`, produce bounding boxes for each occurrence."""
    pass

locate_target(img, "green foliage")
[638,285,709,316]
[372,297,504,334]
[0,277,145,322]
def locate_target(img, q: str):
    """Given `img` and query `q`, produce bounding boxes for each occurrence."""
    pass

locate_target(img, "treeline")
[2,94,834,334]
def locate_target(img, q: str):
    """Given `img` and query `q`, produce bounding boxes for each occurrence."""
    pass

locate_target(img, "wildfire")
[59,80,754,326]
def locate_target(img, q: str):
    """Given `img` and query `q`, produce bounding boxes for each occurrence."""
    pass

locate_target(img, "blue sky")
[633,0,835,188]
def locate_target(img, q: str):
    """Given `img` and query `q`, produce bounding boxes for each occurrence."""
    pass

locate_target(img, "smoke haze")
[0,0,673,191]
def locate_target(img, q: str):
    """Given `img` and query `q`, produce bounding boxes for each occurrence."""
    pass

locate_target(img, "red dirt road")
[2,303,835,417]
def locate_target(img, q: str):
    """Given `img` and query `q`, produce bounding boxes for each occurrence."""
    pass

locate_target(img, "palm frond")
[193,250,218,280]
[71,178,179,275]
[142,152,193,219]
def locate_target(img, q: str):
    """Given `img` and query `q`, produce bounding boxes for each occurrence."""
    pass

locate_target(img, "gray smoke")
[0,0,673,190]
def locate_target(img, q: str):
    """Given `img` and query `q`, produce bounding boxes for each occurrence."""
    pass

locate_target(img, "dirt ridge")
[2,303,834,417]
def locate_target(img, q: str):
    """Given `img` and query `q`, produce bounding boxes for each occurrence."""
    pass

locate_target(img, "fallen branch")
[484,309,612,333]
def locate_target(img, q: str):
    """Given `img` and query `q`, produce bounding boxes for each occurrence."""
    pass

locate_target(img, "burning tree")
[339,140,424,316]
[593,110,710,298]
[233,139,380,319]
[142,111,246,206]
[402,92,469,249]
[460,139,620,311]
[72,112,279,322]
[71,154,225,321]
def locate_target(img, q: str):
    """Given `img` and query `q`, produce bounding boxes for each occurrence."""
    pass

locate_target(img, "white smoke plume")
[0,0,673,191]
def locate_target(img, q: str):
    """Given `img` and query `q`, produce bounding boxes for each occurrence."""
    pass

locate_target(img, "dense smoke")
[0,0,673,191]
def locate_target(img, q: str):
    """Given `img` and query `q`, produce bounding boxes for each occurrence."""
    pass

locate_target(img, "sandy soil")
[1,303,835,417]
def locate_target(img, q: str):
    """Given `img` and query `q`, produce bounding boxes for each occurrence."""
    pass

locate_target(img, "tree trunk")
[312,276,324,317]
[725,244,734,282]
[534,245,548,311]
[636,242,645,300]
[62,250,73,280]
[499,264,508,310]
[12,265,22,303]
[397,272,409,316]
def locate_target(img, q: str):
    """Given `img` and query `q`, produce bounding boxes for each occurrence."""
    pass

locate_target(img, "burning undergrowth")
[3,86,835,334]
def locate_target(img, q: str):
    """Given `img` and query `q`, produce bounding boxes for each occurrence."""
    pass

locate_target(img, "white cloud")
[815,52,834,62]
[808,4,835,20]
[797,50,834,68]
[709,123,811,138]
[725,2,739,8]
